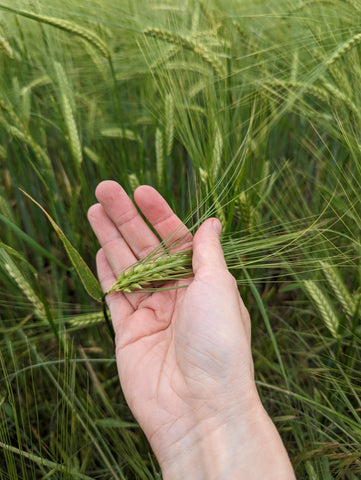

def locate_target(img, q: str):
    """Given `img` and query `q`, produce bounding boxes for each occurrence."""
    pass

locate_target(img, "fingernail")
[212,219,222,235]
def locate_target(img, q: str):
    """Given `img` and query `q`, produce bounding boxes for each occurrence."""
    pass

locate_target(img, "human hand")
[88,180,295,479]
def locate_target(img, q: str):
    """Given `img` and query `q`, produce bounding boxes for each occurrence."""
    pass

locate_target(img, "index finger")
[134,185,192,251]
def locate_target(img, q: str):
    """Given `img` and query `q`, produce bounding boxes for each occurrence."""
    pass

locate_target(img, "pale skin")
[88,180,296,480]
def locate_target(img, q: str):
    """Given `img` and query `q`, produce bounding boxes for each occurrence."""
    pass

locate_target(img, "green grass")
[0,0,360,478]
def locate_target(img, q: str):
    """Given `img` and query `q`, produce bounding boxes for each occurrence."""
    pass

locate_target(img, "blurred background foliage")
[0,0,360,478]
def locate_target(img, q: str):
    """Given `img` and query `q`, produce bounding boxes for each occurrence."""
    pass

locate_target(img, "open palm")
[88,180,259,469]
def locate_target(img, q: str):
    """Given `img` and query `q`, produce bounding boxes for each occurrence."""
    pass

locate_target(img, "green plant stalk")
[242,267,289,390]
[0,441,96,480]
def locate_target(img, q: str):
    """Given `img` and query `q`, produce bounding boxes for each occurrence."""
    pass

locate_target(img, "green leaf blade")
[21,189,103,302]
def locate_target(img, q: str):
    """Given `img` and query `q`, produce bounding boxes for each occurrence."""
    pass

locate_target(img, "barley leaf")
[20,189,103,301]
[0,212,67,269]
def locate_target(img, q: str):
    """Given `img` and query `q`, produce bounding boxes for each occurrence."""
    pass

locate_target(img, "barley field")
[0,0,360,478]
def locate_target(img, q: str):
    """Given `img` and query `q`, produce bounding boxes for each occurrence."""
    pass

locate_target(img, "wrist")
[160,402,295,480]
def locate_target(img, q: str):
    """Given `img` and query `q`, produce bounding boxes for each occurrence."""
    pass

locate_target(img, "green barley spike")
[304,280,340,339]
[211,123,223,182]
[128,173,141,191]
[155,127,164,184]
[238,192,252,232]
[106,251,192,294]
[0,34,13,58]
[165,94,175,157]
[84,147,100,165]
[144,27,226,77]
[199,0,217,28]
[0,6,110,59]
[62,93,83,166]
[326,32,361,67]
[0,144,6,159]
[320,261,356,317]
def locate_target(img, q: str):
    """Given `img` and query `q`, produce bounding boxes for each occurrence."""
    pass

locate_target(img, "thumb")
[192,218,227,274]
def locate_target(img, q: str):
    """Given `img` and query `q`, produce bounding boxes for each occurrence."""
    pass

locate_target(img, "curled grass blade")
[20,189,103,302]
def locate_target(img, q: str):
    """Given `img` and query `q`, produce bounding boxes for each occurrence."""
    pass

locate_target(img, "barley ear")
[165,94,175,157]
[238,192,252,232]
[199,167,209,185]
[262,80,330,104]
[0,144,6,159]
[128,173,141,191]
[0,6,110,59]
[155,127,164,184]
[106,251,193,294]
[67,312,104,329]
[0,248,46,322]
[289,0,337,14]
[326,32,361,67]
[320,261,356,317]
[321,81,360,118]
[84,147,100,165]
[144,27,226,77]
[211,123,223,182]
[304,280,340,339]
[199,0,217,28]
[21,75,52,94]
[0,34,14,58]
[100,127,142,143]
[59,93,82,165]
[0,105,51,170]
